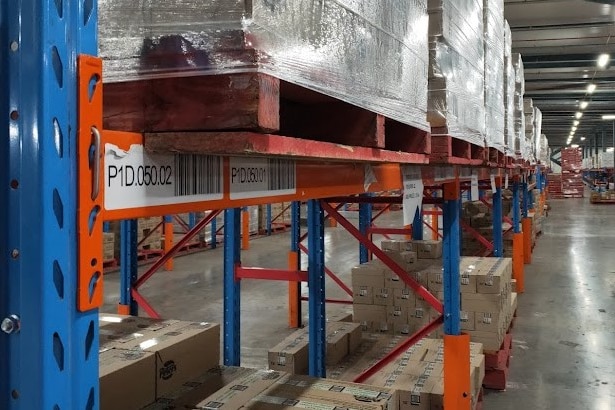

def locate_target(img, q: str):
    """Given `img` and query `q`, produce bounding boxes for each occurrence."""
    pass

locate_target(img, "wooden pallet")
[429,132,485,166]
[487,147,507,168]
[105,72,431,157]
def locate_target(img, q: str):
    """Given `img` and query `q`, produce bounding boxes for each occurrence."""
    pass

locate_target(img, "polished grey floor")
[103,199,615,408]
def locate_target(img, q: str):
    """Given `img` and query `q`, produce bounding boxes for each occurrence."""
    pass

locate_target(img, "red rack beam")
[236,267,308,282]
[460,220,494,252]
[298,243,353,296]
[136,219,164,248]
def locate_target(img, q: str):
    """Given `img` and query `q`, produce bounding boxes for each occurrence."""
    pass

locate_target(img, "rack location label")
[104,143,223,210]
[229,157,296,199]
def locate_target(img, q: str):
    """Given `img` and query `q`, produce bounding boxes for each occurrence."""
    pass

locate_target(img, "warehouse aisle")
[485,198,615,408]
[103,200,615,407]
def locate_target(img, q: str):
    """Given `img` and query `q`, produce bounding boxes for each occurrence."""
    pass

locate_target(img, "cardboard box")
[511,291,518,314]
[384,250,418,267]
[393,287,416,307]
[193,369,285,409]
[100,348,156,410]
[461,292,506,313]
[134,321,221,396]
[393,322,416,336]
[386,305,409,326]
[327,310,353,323]
[381,239,415,252]
[99,318,181,351]
[374,288,394,306]
[413,240,443,259]
[474,311,506,333]
[268,329,309,375]
[466,330,504,351]
[353,285,375,305]
[142,366,256,409]
[368,371,438,410]
[325,326,349,366]
[471,355,486,393]
[386,270,416,290]
[352,263,386,289]
[354,304,387,323]
[460,310,475,331]
[475,258,513,294]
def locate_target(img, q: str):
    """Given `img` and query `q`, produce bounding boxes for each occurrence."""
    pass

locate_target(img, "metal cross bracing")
[0,0,101,408]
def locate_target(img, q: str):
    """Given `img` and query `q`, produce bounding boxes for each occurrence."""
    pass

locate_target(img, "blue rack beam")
[412,207,424,240]
[358,196,372,264]
[0,0,100,408]
[492,185,504,258]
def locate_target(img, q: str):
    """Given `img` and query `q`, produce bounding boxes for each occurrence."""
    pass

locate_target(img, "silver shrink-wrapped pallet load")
[531,107,543,163]
[483,0,505,153]
[427,0,486,145]
[537,134,549,165]
[503,21,515,157]
[99,0,431,133]
[512,53,526,159]
[523,98,534,162]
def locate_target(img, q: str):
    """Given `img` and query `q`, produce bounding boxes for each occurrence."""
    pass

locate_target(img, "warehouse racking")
[0,2,550,409]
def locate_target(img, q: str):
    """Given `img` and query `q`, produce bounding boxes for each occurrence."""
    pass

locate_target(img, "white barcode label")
[229,157,296,199]
[104,144,223,210]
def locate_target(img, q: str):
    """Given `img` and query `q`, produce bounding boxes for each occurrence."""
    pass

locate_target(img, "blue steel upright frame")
[412,207,424,240]
[307,200,326,377]
[442,189,461,335]
[512,182,521,234]
[358,197,372,264]
[224,208,242,366]
[0,0,100,408]
[120,220,139,315]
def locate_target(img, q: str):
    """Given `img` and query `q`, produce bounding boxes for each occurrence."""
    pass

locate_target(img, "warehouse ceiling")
[505,0,615,149]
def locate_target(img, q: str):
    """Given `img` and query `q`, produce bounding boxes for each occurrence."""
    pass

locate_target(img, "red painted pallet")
[107,72,431,159]
[483,331,514,391]
[486,147,508,168]
[429,132,485,166]
[103,258,118,269]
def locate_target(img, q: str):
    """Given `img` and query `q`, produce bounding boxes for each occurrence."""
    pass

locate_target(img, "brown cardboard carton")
[352,263,386,289]
[394,287,416,307]
[193,369,285,409]
[461,292,506,313]
[268,329,308,374]
[471,355,486,393]
[99,318,182,351]
[384,250,418,266]
[142,366,256,409]
[353,285,375,305]
[100,348,156,410]
[381,239,415,252]
[386,305,409,326]
[386,270,417,290]
[414,240,443,259]
[466,330,504,351]
[328,321,362,354]
[325,325,349,366]
[474,311,506,333]
[475,258,513,294]
[327,310,353,323]
[374,288,394,306]
[511,291,518,314]
[393,322,416,336]
[368,371,437,410]
[460,310,475,331]
[354,304,387,323]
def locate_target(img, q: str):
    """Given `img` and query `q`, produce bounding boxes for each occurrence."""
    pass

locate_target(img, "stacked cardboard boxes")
[460,198,514,257]
[330,337,485,410]
[268,322,362,374]
[428,257,515,350]
[352,240,443,336]
[109,217,163,259]
[98,314,220,410]
[145,367,398,410]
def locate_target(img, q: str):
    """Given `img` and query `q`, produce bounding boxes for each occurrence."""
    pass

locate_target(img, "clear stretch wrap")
[98,0,431,131]
[523,99,535,161]
[503,21,515,156]
[533,107,543,162]
[538,134,549,164]
[483,0,505,152]
[427,0,486,144]
[512,53,525,158]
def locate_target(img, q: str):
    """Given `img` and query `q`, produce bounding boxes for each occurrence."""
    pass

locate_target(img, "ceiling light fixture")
[575,112,583,119]
[602,114,615,120]
[573,120,580,126]
[571,144,580,148]
[581,137,586,141]
[572,126,577,131]
[597,53,610,68]
[580,101,589,109]
[587,84,597,93]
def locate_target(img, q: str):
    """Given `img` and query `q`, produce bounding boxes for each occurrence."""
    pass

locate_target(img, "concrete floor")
[103,199,615,408]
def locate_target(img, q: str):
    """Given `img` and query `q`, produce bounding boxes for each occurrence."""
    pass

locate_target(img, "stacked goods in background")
[512,53,526,159]
[100,1,430,134]
[523,98,536,162]
[483,0,506,153]
[258,202,292,233]
[537,134,550,165]
[108,217,163,260]
[144,366,398,410]
[531,107,543,163]
[103,232,115,261]
[268,321,362,375]
[427,0,486,144]
[503,21,516,157]
[352,239,443,336]
[98,314,220,410]
[460,197,514,257]
[547,147,584,198]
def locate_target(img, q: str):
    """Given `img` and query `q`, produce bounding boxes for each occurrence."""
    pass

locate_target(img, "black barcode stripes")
[267,159,296,191]
[174,154,222,196]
